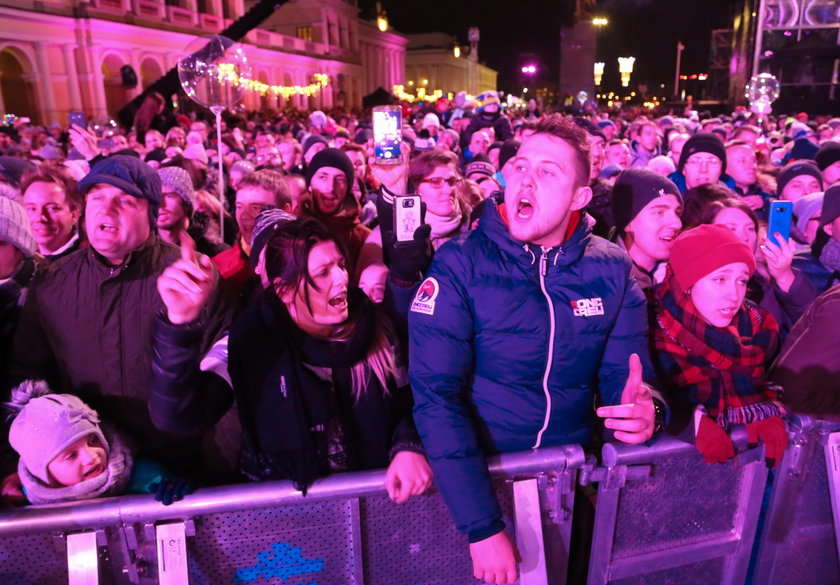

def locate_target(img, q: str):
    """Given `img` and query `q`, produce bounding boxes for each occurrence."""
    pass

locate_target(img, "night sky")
[361,0,741,94]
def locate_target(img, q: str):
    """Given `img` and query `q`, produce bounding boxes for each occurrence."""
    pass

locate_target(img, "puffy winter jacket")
[409,203,652,541]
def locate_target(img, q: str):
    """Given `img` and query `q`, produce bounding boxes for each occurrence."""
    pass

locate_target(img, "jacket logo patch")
[570,297,604,317]
[410,277,440,316]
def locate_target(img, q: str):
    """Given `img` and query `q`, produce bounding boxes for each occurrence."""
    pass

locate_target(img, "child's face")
[47,435,107,487]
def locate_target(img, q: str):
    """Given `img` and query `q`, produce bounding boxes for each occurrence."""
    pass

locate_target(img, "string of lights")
[216,65,330,99]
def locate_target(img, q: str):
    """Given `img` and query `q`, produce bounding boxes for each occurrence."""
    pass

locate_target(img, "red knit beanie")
[669,224,756,291]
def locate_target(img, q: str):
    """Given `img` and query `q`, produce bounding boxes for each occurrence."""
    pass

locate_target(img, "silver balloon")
[745,73,780,106]
[178,35,250,109]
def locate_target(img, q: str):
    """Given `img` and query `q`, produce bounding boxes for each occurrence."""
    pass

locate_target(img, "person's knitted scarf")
[20,423,134,505]
[652,269,785,429]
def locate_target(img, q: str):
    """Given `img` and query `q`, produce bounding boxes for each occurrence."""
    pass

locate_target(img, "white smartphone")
[394,194,422,242]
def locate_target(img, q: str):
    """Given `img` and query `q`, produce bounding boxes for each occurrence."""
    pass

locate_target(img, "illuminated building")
[0,0,408,123]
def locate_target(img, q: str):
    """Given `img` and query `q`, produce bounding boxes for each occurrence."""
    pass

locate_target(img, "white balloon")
[745,73,780,106]
[178,35,250,109]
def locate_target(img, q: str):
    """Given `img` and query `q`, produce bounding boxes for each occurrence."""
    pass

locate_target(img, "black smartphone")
[373,105,401,164]
[68,111,86,129]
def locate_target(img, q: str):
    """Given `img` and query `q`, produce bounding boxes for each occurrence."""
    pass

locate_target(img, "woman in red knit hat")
[650,224,788,467]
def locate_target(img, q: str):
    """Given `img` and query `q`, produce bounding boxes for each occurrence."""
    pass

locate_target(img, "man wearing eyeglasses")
[667,132,736,194]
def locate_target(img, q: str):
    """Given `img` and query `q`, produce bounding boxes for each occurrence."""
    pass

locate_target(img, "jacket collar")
[479,201,590,271]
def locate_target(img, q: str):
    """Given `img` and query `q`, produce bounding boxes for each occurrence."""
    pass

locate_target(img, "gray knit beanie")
[0,196,36,258]
[7,380,109,484]
[157,166,195,215]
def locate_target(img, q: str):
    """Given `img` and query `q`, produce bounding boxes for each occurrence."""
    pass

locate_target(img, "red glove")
[696,415,735,464]
[746,416,787,468]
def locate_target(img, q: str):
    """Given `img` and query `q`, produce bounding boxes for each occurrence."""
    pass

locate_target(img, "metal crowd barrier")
[583,416,840,585]
[752,415,840,585]
[0,444,586,585]
[583,428,771,585]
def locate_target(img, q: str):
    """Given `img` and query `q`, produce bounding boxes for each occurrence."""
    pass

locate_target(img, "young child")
[5,380,190,505]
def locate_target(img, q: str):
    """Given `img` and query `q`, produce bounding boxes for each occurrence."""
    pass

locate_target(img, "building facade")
[0,0,408,124]
[404,32,498,98]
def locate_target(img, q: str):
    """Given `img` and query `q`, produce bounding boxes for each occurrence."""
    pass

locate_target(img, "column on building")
[86,44,109,117]
[62,44,84,112]
[34,42,58,124]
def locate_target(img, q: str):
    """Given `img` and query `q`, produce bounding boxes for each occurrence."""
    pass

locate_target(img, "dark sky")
[361,0,741,94]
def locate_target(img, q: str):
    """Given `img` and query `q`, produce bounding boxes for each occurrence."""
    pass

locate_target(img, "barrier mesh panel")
[185,500,354,585]
[362,480,516,585]
[0,533,71,585]
[612,454,744,558]
[609,558,725,585]
[772,533,840,585]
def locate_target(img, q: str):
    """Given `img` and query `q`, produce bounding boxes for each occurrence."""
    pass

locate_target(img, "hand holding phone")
[373,105,402,165]
[767,201,792,248]
[68,112,86,129]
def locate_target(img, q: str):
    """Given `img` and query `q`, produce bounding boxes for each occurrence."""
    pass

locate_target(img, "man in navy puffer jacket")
[409,115,658,585]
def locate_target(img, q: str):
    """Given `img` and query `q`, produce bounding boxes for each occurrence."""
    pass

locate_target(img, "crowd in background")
[1,89,839,583]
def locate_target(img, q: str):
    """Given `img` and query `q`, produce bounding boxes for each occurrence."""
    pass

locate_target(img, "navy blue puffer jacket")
[409,202,652,541]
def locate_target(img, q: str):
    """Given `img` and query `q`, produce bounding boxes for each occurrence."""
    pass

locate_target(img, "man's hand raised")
[157,232,216,325]
[596,353,655,444]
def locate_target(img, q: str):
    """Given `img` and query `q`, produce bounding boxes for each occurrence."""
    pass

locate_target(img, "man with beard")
[302,148,370,266]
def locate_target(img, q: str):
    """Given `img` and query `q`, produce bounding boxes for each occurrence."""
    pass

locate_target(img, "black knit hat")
[249,208,297,269]
[611,167,682,236]
[776,160,823,196]
[305,148,355,189]
[820,182,840,227]
[677,133,727,173]
[815,141,840,171]
[499,139,521,170]
[302,133,329,157]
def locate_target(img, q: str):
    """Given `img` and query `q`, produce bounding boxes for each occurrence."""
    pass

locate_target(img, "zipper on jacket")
[534,246,556,449]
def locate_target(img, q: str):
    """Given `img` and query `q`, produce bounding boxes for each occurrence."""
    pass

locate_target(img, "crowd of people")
[1,89,839,584]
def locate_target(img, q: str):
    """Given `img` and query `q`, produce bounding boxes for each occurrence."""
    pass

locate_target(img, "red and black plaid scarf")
[653,270,784,428]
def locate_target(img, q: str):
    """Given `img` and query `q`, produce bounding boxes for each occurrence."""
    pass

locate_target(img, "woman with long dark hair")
[151,216,431,499]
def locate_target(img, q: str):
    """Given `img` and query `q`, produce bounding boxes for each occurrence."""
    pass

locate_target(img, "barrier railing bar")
[602,428,751,468]
[67,530,100,585]
[608,535,741,580]
[349,497,365,585]
[0,444,585,537]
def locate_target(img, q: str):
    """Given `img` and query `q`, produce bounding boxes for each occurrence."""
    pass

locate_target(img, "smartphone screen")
[373,105,401,164]
[767,200,792,247]
[68,112,86,129]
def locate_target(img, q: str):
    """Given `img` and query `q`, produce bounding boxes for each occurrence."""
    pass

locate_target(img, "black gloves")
[150,475,195,506]
[376,190,434,283]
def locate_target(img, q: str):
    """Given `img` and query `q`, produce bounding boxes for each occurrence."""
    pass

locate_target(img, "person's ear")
[824,222,834,237]
[273,278,294,304]
[571,185,593,211]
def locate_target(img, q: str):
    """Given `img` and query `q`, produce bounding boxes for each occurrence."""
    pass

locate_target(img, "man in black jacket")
[10,155,231,473]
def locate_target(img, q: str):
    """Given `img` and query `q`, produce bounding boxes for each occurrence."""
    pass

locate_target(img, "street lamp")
[618,57,635,87]
[593,17,608,27]
[521,65,536,74]
[453,46,461,58]
[594,62,605,86]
